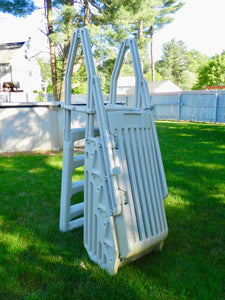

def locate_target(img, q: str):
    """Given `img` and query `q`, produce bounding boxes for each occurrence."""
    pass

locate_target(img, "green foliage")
[156,40,211,90]
[157,0,184,27]
[156,39,186,85]
[185,50,208,73]
[71,63,88,94]
[179,70,197,90]
[194,53,225,89]
[37,58,51,84]
[0,0,36,16]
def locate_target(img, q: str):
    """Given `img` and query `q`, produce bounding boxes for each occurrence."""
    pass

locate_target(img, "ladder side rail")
[64,29,80,142]
[127,39,143,108]
[109,40,128,105]
[80,28,96,139]
[109,38,144,108]
[64,29,80,106]
[140,79,168,198]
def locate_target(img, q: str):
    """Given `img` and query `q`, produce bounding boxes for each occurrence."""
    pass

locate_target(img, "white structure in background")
[147,80,182,93]
[117,76,136,95]
[118,76,182,95]
[0,39,42,102]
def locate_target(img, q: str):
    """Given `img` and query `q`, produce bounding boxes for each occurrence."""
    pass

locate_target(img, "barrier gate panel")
[106,108,168,260]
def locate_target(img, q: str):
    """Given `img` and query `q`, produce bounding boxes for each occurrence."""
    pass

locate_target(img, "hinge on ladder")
[110,134,118,150]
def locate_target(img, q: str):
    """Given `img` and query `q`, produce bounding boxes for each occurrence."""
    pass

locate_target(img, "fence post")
[177,92,182,121]
[214,93,219,124]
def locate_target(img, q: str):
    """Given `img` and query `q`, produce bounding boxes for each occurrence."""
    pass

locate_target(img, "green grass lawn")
[0,121,224,299]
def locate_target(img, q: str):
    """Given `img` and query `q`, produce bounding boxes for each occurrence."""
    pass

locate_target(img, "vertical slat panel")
[148,125,168,231]
[143,126,162,235]
[118,129,139,243]
[93,214,97,256]
[143,127,161,234]
[84,170,89,246]
[138,127,158,237]
[133,128,152,239]
[88,182,93,252]
[146,128,167,232]
[123,128,144,240]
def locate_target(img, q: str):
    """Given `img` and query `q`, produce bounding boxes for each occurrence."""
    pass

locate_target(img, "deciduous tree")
[156,39,186,85]
[144,0,184,81]
[193,53,225,90]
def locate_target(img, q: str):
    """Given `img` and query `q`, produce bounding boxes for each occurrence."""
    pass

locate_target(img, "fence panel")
[146,91,225,123]
[180,92,216,122]
[150,93,180,121]
[217,93,225,123]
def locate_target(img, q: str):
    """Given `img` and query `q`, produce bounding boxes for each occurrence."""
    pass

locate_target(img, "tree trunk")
[150,26,155,82]
[138,20,144,72]
[59,0,88,101]
[45,0,59,101]
[84,0,89,26]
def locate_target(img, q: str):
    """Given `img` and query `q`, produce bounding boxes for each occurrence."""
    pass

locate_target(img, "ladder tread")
[71,180,84,196]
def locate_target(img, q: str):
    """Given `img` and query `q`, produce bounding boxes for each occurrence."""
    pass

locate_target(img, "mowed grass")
[0,121,224,299]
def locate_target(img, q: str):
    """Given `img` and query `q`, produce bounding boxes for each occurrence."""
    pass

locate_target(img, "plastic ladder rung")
[71,180,84,196]
[71,128,86,142]
[70,127,100,142]
[70,202,84,219]
[72,154,85,169]
[69,217,84,230]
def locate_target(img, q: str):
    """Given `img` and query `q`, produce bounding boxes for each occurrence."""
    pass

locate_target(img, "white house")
[117,76,136,95]
[118,76,182,95]
[147,80,182,93]
[0,40,42,102]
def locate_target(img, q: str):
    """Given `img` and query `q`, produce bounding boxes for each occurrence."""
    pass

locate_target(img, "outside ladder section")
[60,126,85,232]
[60,126,100,232]
[60,27,121,231]
[59,27,100,232]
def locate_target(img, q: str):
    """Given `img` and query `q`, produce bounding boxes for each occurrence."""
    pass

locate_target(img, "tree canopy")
[0,0,36,16]
[193,53,225,90]
[5,0,224,94]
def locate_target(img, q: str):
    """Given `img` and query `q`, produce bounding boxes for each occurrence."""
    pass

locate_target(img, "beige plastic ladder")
[60,28,168,275]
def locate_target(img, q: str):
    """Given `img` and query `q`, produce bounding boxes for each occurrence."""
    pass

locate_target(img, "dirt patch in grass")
[0,147,84,157]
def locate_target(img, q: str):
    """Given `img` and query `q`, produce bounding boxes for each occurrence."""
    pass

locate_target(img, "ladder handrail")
[64,29,80,106]
[109,38,147,108]
[64,27,122,216]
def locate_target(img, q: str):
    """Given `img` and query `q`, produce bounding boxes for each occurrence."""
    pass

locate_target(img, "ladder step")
[72,154,85,169]
[69,217,84,230]
[70,202,84,219]
[71,128,86,142]
[71,127,100,142]
[71,180,84,196]
[93,127,100,137]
